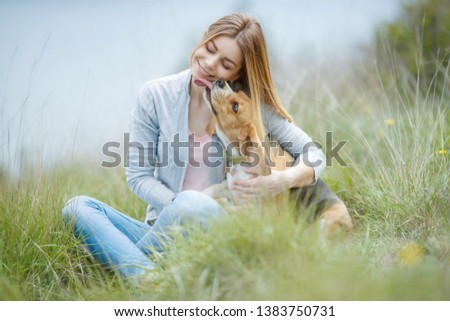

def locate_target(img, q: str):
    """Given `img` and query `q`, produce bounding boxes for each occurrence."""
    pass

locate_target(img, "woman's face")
[192,35,244,85]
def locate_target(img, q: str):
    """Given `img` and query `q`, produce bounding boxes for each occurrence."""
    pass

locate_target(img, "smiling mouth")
[198,61,213,79]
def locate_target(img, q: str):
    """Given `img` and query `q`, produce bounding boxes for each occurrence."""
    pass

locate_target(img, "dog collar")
[226,154,248,166]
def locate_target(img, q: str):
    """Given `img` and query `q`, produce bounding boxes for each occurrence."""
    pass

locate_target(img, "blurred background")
[2,0,449,303]
[0,0,419,177]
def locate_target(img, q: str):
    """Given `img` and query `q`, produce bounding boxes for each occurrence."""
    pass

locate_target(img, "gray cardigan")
[126,69,325,223]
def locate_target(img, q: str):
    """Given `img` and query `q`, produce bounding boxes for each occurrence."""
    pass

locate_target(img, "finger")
[231,179,260,190]
[230,183,252,193]
[232,178,258,187]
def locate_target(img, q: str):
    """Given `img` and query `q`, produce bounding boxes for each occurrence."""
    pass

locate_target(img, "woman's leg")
[62,195,155,278]
[136,190,227,253]
[290,179,353,232]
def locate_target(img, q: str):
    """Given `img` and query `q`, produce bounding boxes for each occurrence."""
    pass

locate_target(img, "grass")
[0,64,449,301]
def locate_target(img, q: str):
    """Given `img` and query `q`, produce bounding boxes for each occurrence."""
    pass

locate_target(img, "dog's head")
[196,78,255,143]
[195,78,271,175]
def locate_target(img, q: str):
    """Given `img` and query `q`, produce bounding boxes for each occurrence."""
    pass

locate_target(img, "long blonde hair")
[191,13,294,141]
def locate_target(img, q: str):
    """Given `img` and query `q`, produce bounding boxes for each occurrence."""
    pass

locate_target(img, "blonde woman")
[62,14,352,280]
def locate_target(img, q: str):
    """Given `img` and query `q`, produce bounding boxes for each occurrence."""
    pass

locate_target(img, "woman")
[62,14,352,280]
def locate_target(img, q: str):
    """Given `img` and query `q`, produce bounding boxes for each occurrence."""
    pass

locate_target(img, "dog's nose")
[216,79,225,88]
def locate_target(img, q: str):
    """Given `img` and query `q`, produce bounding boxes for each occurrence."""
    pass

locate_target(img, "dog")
[196,78,352,233]
[196,78,292,203]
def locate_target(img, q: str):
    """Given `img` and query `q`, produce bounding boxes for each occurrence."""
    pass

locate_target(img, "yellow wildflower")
[438,149,448,155]
[385,118,395,126]
[399,243,425,266]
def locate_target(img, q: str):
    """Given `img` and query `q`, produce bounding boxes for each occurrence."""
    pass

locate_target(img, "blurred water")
[0,0,404,177]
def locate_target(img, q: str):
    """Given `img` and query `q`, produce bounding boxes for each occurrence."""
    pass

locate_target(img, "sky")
[0,0,406,176]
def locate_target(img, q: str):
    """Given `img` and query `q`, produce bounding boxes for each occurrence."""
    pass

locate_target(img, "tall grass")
[0,62,449,300]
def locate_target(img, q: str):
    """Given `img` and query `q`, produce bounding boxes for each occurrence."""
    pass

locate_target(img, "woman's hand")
[230,168,290,200]
[230,162,315,201]
[203,184,251,213]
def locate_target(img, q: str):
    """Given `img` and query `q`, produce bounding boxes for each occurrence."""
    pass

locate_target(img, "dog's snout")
[216,79,225,88]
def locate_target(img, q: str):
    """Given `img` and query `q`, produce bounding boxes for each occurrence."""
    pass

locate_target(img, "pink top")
[181,131,212,191]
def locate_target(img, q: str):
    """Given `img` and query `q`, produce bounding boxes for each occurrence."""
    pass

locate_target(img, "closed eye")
[232,102,239,113]
[205,42,214,53]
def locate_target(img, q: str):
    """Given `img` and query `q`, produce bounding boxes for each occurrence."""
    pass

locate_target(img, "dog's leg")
[318,203,353,234]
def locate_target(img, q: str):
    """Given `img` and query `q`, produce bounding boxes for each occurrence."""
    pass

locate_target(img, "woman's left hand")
[230,168,290,200]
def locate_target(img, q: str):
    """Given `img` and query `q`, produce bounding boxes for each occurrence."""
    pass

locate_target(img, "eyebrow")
[210,39,238,67]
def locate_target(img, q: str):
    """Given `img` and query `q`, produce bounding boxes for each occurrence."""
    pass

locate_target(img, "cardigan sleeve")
[126,82,176,211]
[263,105,326,184]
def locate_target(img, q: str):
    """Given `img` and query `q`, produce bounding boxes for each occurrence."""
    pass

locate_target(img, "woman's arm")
[265,104,326,184]
[126,83,176,212]
[230,105,325,197]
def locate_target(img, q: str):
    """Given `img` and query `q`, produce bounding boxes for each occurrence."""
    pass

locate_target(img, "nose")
[216,79,225,88]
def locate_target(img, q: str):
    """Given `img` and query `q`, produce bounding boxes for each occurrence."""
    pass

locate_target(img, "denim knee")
[172,190,226,220]
[61,195,95,224]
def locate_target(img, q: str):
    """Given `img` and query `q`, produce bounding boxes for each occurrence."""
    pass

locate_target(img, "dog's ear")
[206,117,216,136]
[247,123,260,145]
[237,127,251,158]
[237,127,249,143]
[247,124,271,176]
[237,125,271,176]
[237,124,261,150]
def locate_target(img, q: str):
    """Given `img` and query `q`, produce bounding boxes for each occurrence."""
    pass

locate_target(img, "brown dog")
[196,78,352,233]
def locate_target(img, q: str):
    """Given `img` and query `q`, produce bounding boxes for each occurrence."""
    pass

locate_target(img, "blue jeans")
[62,190,226,278]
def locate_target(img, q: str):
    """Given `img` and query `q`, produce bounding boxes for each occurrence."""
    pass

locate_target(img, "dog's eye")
[232,102,239,113]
